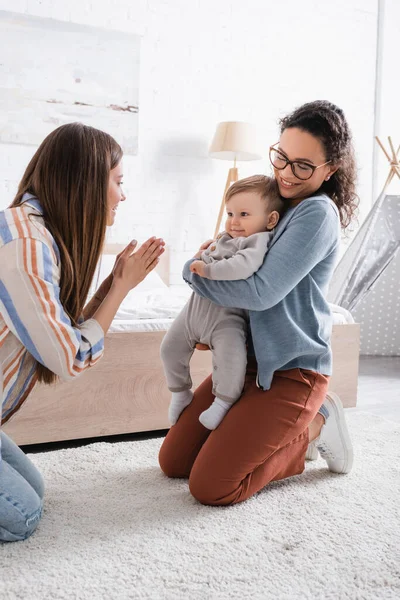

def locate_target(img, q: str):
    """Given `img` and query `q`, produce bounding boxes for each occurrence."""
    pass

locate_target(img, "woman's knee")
[158,440,188,479]
[189,470,234,506]
[0,432,45,501]
[33,470,45,501]
[158,446,175,478]
[0,457,44,542]
[0,492,43,542]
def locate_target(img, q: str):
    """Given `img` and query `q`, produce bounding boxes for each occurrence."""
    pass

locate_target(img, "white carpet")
[1,411,399,600]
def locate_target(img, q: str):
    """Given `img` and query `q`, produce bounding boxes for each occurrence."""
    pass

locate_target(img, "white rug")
[1,411,399,600]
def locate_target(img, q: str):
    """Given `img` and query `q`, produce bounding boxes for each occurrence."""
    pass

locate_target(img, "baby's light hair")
[225,175,284,214]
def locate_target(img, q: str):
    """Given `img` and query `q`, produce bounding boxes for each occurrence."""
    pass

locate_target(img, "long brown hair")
[279,100,359,229]
[11,122,123,384]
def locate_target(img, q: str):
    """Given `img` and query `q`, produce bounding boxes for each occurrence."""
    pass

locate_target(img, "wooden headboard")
[103,243,170,286]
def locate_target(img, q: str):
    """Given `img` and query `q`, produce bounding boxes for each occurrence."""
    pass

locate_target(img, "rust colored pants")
[159,358,329,506]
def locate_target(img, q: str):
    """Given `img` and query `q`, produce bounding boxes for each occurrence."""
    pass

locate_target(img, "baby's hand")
[190,260,207,277]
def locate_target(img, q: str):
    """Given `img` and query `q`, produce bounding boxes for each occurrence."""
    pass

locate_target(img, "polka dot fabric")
[329,195,400,356]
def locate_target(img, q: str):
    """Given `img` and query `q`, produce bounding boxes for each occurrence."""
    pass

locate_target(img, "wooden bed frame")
[3,246,360,446]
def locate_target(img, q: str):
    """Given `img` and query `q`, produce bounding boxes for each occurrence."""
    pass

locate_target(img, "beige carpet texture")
[1,410,399,600]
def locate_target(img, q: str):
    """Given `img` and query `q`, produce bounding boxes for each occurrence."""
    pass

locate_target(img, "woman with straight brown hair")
[0,122,164,541]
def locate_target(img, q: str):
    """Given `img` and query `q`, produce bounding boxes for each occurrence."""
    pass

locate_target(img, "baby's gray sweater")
[183,194,340,390]
[201,232,273,280]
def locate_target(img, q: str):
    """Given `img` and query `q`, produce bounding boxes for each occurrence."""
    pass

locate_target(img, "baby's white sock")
[169,390,193,425]
[199,398,232,430]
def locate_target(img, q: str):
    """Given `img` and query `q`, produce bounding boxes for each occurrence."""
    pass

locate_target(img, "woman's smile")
[278,175,300,189]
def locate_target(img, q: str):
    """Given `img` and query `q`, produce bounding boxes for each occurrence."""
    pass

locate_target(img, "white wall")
[373,0,400,198]
[0,0,378,284]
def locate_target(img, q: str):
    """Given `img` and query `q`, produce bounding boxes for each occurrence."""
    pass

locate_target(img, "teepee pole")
[375,136,400,195]
[388,136,397,161]
[388,137,400,178]
[375,136,391,162]
[395,144,400,178]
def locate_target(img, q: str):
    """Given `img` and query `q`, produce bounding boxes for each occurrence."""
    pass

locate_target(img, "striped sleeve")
[0,238,104,381]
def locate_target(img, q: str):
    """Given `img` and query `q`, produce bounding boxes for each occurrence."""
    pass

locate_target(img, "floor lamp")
[209,121,263,238]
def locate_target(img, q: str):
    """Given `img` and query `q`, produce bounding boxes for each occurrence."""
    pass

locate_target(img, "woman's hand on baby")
[112,237,165,295]
[190,260,207,277]
[194,239,214,259]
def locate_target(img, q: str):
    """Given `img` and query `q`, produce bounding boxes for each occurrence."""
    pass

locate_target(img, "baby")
[160,175,285,430]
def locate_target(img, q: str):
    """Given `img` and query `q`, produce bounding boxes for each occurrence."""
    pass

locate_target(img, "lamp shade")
[209,121,263,161]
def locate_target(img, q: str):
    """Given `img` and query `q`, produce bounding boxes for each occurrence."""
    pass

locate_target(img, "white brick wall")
[0,0,378,284]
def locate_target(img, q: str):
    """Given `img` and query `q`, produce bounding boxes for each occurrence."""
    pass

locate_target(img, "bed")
[3,245,360,446]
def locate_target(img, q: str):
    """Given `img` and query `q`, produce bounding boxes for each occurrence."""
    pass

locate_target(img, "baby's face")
[225,191,277,238]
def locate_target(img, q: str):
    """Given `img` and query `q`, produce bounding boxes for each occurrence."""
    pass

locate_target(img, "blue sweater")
[183,194,340,390]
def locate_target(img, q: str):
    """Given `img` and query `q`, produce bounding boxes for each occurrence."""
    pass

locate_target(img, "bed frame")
[3,245,360,446]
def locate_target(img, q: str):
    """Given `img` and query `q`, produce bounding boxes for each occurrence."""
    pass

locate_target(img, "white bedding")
[97,254,354,331]
[113,288,191,321]
[109,312,349,333]
[109,285,353,333]
[110,318,176,333]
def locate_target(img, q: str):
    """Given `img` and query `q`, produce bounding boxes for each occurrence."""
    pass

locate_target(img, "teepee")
[328,137,400,356]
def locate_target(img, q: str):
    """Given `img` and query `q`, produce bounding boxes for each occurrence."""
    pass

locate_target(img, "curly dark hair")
[279,100,359,229]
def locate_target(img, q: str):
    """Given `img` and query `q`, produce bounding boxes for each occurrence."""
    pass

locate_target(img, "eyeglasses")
[269,143,331,181]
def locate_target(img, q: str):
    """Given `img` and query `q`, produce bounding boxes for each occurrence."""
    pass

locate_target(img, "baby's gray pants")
[160,294,247,404]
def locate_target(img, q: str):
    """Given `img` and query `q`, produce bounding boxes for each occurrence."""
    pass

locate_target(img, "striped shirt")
[0,194,104,433]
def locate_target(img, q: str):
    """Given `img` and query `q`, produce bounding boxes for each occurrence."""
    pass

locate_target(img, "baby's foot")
[168,390,193,425]
[199,398,231,430]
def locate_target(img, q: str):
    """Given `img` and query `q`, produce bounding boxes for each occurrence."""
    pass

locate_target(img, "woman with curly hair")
[159,100,359,505]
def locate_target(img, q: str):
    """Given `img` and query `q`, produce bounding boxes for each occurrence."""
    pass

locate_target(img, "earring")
[325,176,330,181]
